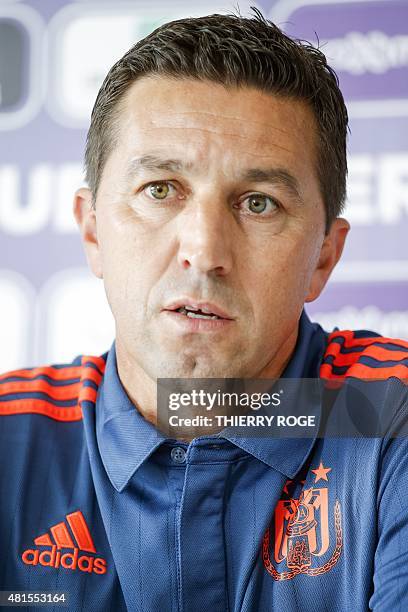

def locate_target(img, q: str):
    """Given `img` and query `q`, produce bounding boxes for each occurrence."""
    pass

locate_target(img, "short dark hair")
[85,9,348,229]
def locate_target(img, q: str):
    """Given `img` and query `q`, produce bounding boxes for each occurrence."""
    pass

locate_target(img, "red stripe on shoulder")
[0,400,83,422]
[345,363,408,379]
[81,355,107,372]
[0,364,83,382]
[327,331,408,351]
[325,346,408,368]
[0,355,107,420]
[0,380,81,401]
[78,356,107,406]
[321,330,408,381]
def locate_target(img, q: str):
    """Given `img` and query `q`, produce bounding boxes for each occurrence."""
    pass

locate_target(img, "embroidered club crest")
[262,462,342,580]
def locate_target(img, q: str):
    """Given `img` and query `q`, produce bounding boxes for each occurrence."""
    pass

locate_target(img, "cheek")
[98,212,176,329]
[100,201,159,270]
[97,217,147,313]
[243,235,318,310]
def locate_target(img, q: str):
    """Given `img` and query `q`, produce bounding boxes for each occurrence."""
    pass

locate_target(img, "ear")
[305,218,350,303]
[73,187,103,279]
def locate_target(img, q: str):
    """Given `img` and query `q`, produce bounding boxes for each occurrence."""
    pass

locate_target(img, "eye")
[144,182,175,200]
[242,193,279,215]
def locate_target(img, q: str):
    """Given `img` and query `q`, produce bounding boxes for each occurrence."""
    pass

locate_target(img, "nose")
[177,196,233,276]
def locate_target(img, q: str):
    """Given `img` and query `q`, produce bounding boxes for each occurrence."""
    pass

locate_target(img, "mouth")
[163,300,233,321]
[176,307,221,320]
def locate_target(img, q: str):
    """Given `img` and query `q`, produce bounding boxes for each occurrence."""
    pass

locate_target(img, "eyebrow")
[125,155,191,180]
[125,155,303,202]
[243,168,302,202]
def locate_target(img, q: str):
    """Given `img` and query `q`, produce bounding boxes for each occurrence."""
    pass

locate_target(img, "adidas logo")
[22,510,107,575]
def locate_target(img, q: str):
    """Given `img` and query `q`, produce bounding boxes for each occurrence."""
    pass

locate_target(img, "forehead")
[114,76,318,160]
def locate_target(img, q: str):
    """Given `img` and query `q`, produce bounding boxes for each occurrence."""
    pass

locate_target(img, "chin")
[154,354,235,379]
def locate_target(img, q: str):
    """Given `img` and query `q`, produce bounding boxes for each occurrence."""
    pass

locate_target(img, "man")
[0,10,407,612]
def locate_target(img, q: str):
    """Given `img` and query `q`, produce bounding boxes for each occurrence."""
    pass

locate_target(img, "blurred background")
[0,0,407,370]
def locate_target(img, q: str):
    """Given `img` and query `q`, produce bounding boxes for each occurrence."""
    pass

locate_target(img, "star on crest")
[311,461,332,483]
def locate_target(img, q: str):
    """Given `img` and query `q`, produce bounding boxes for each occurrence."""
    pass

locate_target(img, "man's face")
[76,76,347,380]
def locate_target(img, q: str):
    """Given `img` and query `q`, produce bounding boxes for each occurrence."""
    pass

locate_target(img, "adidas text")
[22,545,107,574]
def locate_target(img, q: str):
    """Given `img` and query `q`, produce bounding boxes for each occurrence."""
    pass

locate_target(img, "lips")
[163,299,233,320]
